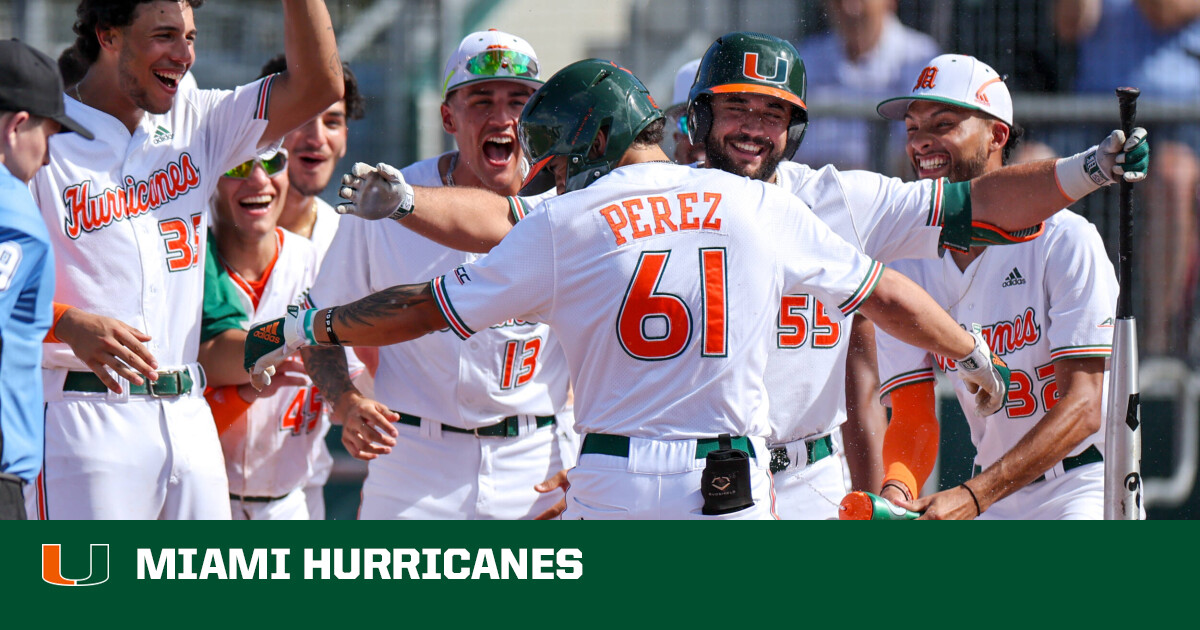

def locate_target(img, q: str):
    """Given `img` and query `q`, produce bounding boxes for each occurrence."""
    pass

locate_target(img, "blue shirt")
[1075,0,1200,99]
[0,162,55,483]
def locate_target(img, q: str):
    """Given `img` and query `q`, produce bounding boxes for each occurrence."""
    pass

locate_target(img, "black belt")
[973,445,1104,482]
[395,412,556,438]
[580,433,757,458]
[229,492,289,503]
[64,370,194,397]
[768,434,834,474]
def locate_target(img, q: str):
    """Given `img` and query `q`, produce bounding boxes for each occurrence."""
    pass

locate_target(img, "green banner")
[0,521,1187,623]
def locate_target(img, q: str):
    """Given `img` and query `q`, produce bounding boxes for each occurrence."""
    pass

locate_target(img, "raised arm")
[968,128,1149,233]
[259,0,344,145]
[336,162,516,253]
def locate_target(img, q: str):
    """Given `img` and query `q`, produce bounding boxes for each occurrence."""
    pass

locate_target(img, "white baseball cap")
[441,29,543,99]
[667,58,703,112]
[877,54,1013,127]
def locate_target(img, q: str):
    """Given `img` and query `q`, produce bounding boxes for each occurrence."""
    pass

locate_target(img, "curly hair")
[73,0,204,63]
[258,54,365,120]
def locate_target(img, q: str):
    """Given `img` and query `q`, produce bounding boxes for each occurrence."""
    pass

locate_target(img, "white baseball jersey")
[876,210,1116,471]
[436,162,884,441]
[215,228,322,499]
[764,161,946,445]
[310,153,569,424]
[33,78,276,371]
[29,78,276,519]
[310,197,342,270]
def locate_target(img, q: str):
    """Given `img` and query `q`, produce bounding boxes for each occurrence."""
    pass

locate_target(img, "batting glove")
[244,305,319,390]
[956,326,1011,417]
[336,162,415,221]
[1055,127,1149,200]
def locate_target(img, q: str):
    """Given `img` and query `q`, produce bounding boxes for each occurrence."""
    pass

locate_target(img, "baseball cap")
[877,54,1013,127]
[666,58,703,114]
[0,39,93,139]
[441,29,543,99]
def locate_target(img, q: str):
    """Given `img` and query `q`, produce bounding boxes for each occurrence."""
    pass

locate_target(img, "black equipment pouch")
[700,434,754,515]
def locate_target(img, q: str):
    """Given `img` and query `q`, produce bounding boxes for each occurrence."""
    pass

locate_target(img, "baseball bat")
[838,491,919,520]
[1103,87,1143,520]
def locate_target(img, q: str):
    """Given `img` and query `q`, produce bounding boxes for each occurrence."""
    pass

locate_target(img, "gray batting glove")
[956,328,1011,417]
[336,161,415,221]
[1056,127,1149,200]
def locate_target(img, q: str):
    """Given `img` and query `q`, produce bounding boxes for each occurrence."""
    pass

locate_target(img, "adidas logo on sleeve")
[1001,267,1026,287]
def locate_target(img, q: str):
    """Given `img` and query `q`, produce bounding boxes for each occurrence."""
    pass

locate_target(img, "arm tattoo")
[333,282,434,345]
[301,346,354,406]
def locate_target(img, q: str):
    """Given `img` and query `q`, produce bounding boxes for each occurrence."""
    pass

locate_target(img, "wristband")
[45,303,74,343]
[882,480,913,502]
[960,482,982,517]
[323,307,342,346]
[1054,146,1109,202]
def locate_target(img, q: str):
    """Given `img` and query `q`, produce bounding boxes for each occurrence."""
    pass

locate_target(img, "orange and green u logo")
[42,543,109,586]
[743,52,788,82]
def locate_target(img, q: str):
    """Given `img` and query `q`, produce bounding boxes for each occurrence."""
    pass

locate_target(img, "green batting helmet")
[686,32,808,159]
[518,58,663,193]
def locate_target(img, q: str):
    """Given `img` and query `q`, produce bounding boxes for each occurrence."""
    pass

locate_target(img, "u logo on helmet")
[742,52,788,83]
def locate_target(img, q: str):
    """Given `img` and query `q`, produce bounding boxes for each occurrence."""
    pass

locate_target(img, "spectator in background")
[793,0,939,175]
[1057,0,1200,360]
[662,58,705,165]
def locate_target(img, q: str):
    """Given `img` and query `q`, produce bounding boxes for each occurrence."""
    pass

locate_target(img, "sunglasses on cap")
[224,150,288,179]
[466,49,538,79]
[677,114,690,137]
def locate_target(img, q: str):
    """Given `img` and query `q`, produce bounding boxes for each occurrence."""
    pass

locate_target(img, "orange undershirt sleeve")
[882,381,940,499]
[44,303,74,343]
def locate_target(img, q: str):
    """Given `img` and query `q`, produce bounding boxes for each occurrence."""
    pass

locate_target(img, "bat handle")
[1116,87,1139,136]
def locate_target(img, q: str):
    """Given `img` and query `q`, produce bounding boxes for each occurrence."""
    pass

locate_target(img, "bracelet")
[323,307,341,346]
[882,481,913,502]
[960,483,982,517]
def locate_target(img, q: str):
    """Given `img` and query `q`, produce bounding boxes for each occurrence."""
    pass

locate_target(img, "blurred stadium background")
[4,0,1199,519]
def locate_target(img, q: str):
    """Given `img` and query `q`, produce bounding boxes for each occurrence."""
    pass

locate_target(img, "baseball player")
[28,0,343,519]
[301,30,574,520]
[247,58,1015,520]
[872,54,1118,519]
[332,32,1149,520]
[202,147,327,520]
[0,40,94,520]
[196,55,370,520]
[681,32,1145,520]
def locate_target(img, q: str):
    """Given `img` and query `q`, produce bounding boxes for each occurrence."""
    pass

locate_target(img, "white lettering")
[199,548,228,580]
[556,549,583,579]
[137,548,175,580]
[229,549,267,579]
[177,548,198,579]
[305,548,330,580]
[533,548,555,580]
[334,548,359,579]
[364,549,390,580]
[443,549,470,579]
[500,548,527,579]
[471,549,499,580]
[421,549,442,579]
[393,549,419,579]
[270,548,291,579]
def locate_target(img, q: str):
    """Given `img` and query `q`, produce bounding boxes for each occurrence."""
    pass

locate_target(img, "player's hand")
[533,469,570,520]
[336,162,414,221]
[898,486,980,520]
[1097,127,1149,184]
[244,306,319,390]
[55,307,159,394]
[878,482,912,506]
[956,327,1011,416]
[235,357,309,401]
[333,391,399,460]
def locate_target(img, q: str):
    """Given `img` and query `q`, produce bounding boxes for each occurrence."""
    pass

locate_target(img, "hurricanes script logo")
[61,153,201,240]
[935,307,1042,371]
[42,543,109,586]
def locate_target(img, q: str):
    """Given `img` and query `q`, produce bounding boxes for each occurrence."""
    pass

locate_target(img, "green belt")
[973,444,1104,482]
[768,434,834,474]
[63,370,194,397]
[395,412,556,438]
[229,492,289,503]
[580,433,757,459]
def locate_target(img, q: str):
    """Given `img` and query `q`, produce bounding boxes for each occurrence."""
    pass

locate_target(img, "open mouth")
[482,135,516,167]
[916,153,950,176]
[726,135,769,161]
[296,152,328,170]
[153,70,184,90]
[238,194,275,215]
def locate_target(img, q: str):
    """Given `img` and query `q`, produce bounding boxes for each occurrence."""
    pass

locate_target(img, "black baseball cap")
[0,39,93,140]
